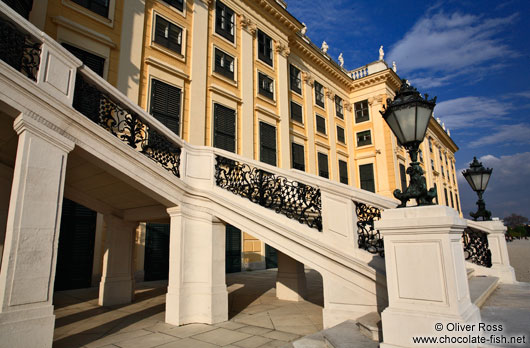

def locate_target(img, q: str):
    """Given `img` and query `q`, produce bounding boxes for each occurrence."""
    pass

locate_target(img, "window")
[63,43,105,77]
[258,73,274,99]
[339,160,348,184]
[289,64,302,94]
[419,149,424,162]
[356,130,372,146]
[354,100,369,123]
[456,195,460,212]
[444,188,448,206]
[214,48,234,80]
[215,1,235,42]
[431,159,435,170]
[359,163,375,193]
[213,103,236,153]
[441,165,445,177]
[439,149,443,161]
[399,163,407,191]
[150,79,182,136]
[434,184,438,203]
[450,191,454,208]
[316,114,326,134]
[318,152,329,178]
[72,0,110,17]
[335,96,344,119]
[428,138,433,152]
[314,81,324,108]
[257,29,273,66]
[291,142,305,171]
[290,101,303,123]
[336,125,345,143]
[154,15,183,55]
[165,0,184,11]
[260,122,277,166]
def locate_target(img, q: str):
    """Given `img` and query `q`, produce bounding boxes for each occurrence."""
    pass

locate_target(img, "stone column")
[98,215,136,306]
[467,220,516,284]
[188,0,210,145]
[0,114,74,348]
[302,74,316,173]
[166,206,228,325]
[276,251,306,301]
[240,16,255,158]
[276,43,291,169]
[376,206,481,348]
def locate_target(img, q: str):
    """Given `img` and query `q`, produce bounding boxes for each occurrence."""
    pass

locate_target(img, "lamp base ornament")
[470,196,491,221]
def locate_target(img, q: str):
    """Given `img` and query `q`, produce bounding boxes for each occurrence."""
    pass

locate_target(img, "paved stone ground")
[506,239,530,282]
[52,269,323,348]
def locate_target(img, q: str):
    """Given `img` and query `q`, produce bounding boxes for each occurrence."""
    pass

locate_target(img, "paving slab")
[191,328,252,346]
[114,332,178,348]
[156,337,219,348]
[236,326,273,335]
[232,335,272,348]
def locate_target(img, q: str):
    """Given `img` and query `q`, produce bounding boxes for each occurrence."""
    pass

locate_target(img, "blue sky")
[286,0,530,220]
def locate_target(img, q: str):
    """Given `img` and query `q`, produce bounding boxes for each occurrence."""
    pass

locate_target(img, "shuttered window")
[318,152,329,179]
[444,188,449,206]
[337,126,345,143]
[316,114,326,134]
[154,15,183,55]
[214,48,235,80]
[258,72,274,99]
[450,191,454,208]
[62,43,105,77]
[314,81,325,107]
[258,30,273,66]
[290,101,303,123]
[4,0,34,19]
[456,195,460,212]
[290,64,302,94]
[339,160,348,184]
[357,130,372,146]
[150,79,181,136]
[291,142,305,171]
[359,163,375,193]
[259,122,277,166]
[213,103,236,153]
[354,100,369,123]
[399,163,407,191]
[72,0,109,18]
[165,0,184,11]
[335,95,344,118]
[215,1,235,42]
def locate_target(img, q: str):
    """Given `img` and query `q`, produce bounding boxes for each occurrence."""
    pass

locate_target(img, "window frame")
[148,77,183,136]
[259,121,277,166]
[335,95,344,119]
[317,152,329,179]
[354,99,370,123]
[291,142,305,171]
[356,130,372,147]
[162,0,185,13]
[212,102,237,153]
[314,81,325,108]
[152,13,184,56]
[336,125,345,144]
[290,100,303,124]
[213,47,235,81]
[315,114,326,135]
[359,163,375,193]
[339,159,348,185]
[257,29,273,66]
[289,64,302,95]
[215,0,235,43]
[70,0,110,18]
[258,72,274,100]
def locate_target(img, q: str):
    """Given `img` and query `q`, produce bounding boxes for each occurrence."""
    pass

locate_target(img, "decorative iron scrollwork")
[463,227,492,268]
[73,73,181,177]
[215,156,322,231]
[355,201,384,256]
[0,19,41,81]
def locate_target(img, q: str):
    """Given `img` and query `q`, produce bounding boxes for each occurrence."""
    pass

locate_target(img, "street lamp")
[462,157,492,221]
[380,79,437,207]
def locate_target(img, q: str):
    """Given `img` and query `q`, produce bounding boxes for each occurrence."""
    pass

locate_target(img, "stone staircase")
[286,273,503,348]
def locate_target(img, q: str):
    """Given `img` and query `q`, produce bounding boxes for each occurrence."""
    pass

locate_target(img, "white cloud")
[388,12,518,87]
[434,96,511,130]
[457,152,530,219]
[468,123,530,147]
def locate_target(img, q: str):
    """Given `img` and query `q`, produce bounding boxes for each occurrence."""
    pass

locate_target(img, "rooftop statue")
[379,45,384,61]
[338,53,344,67]
[301,23,307,35]
[321,41,328,54]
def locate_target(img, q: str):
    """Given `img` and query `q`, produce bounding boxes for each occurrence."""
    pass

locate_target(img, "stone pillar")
[276,44,290,169]
[98,215,136,306]
[166,206,228,325]
[376,206,481,348]
[0,115,74,348]
[240,17,255,158]
[276,251,306,301]
[188,0,210,145]
[468,220,516,284]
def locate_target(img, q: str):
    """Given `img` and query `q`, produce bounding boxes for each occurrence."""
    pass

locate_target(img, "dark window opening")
[258,72,274,99]
[290,101,303,123]
[154,15,183,54]
[339,160,348,185]
[359,163,375,193]
[215,1,235,42]
[337,126,345,143]
[63,43,105,77]
[150,79,182,136]
[213,103,236,152]
[316,114,326,134]
[357,130,372,146]
[289,64,301,94]
[291,142,305,171]
[258,29,273,66]
[72,0,109,18]
[399,163,407,191]
[259,122,277,166]
[318,152,329,178]
[354,100,369,123]
[214,48,235,80]
[335,95,343,118]
[314,81,324,108]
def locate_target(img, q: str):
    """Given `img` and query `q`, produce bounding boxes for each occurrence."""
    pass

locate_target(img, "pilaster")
[276,42,290,169]
[240,15,255,158]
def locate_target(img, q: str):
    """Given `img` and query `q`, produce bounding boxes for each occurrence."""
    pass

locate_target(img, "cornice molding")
[350,69,401,92]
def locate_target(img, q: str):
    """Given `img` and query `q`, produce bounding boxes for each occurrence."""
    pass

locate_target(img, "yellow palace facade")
[15,0,461,279]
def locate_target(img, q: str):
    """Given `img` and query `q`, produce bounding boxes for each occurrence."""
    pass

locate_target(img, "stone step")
[355,311,382,342]
[285,320,379,348]
[469,276,499,308]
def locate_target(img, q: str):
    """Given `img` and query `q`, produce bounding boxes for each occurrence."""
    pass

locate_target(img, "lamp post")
[462,157,492,221]
[380,79,437,207]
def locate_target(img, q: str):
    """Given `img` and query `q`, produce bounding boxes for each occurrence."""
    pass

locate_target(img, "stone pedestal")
[376,206,481,348]
[165,206,228,325]
[467,220,517,284]
[98,215,136,306]
[0,115,74,348]
[276,251,306,301]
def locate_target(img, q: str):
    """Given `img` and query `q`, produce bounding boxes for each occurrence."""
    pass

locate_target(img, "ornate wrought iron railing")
[0,18,41,81]
[73,72,181,177]
[463,227,492,268]
[355,201,384,256]
[215,156,322,231]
